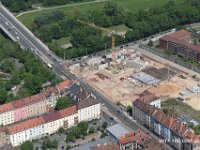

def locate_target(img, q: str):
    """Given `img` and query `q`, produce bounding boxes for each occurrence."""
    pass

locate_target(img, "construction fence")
[140,44,200,74]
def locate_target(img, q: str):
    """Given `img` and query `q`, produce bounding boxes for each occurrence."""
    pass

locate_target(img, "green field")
[195,27,200,31]
[109,24,130,32]
[162,99,200,122]
[18,0,184,28]
[54,36,71,46]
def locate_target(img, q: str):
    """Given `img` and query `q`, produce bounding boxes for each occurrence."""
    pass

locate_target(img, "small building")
[138,90,161,108]
[106,124,129,141]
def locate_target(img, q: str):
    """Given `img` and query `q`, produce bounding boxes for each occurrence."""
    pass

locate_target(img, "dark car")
[120,46,123,49]
[125,44,129,47]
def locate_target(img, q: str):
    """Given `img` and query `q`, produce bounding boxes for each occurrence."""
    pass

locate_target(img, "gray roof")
[131,72,161,85]
[106,124,129,139]
[77,95,99,110]
[68,83,80,96]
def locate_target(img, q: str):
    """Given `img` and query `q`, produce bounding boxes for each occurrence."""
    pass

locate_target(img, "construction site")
[67,20,200,110]
[67,46,198,108]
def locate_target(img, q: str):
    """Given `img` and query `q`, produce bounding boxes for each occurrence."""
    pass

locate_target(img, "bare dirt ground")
[69,52,198,108]
[184,94,200,111]
[149,76,197,99]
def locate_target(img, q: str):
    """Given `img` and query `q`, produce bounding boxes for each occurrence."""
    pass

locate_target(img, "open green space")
[109,24,130,32]
[53,36,71,47]
[194,27,200,31]
[18,0,184,28]
[162,99,200,122]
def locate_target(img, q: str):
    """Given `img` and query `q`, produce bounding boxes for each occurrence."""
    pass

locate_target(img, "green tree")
[77,122,88,135]
[102,121,108,129]
[127,105,132,116]
[89,127,95,134]
[55,97,72,110]
[147,40,153,47]
[66,133,75,143]
[66,145,71,150]
[0,87,7,104]
[42,140,47,149]
[20,141,34,150]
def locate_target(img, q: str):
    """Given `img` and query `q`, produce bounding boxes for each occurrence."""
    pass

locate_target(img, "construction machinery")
[77,19,118,62]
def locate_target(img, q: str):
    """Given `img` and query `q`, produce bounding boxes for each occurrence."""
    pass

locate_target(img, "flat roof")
[106,124,129,139]
[131,72,161,85]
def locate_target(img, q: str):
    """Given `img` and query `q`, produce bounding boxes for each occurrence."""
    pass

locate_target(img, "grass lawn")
[195,27,200,31]
[18,0,184,28]
[162,99,200,122]
[109,24,130,32]
[54,36,71,46]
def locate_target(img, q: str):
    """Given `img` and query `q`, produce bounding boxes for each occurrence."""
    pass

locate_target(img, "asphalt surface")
[0,4,179,150]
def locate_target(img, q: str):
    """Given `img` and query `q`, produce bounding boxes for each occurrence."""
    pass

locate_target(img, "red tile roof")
[0,80,72,113]
[133,99,157,116]
[59,105,77,118]
[12,93,46,109]
[42,111,61,123]
[162,117,175,128]
[42,86,59,95]
[169,29,191,40]
[5,105,77,134]
[139,90,159,104]
[58,80,72,91]
[0,103,14,114]
[7,116,45,134]
[118,133,135,144]
[171,120,188,137]
[160,30,200,53]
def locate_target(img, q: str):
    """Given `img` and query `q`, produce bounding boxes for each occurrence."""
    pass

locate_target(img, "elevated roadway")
[0,3,173,149]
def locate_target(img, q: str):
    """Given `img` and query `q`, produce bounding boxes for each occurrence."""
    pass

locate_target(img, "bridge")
[0,2,173,150]
[0,2,61,67]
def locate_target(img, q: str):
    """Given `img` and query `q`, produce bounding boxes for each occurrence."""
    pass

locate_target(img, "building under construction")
[159,29,200,62]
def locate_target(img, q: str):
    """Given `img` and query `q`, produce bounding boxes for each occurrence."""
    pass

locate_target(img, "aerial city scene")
[0,0,200,150]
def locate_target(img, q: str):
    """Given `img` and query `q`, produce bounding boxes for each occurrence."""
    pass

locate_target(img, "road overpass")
[0,2,62,67]
[0,3,173,149]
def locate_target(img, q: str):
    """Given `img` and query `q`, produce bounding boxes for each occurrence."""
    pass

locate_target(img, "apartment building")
[0,82,101,147]
[0,80,71,126]
[138,90,161,108]
[159,30,200,62]
[66,81,101,123]
[132,99,200,150]
[0,103,14,126]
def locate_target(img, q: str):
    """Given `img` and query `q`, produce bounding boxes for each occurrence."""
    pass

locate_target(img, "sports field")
[18,0,184,28]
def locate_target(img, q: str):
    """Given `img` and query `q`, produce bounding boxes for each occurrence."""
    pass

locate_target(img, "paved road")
[0,4,60,64]
[0,4,174,149]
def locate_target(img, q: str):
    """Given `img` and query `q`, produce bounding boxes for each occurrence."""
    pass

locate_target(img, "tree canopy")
[20,141,34,150]
[0,34,58,104]
[55,97,72,110]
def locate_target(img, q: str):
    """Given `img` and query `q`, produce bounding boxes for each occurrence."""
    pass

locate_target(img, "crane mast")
[77,19,117,62]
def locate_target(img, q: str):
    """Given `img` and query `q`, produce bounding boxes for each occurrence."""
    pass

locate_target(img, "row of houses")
[0,81,101,147]
[106,123,166,150]
[132,98,200,150]
[0,80,72,126]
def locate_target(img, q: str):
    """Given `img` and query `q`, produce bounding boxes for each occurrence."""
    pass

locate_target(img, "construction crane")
[77,19,117,62]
